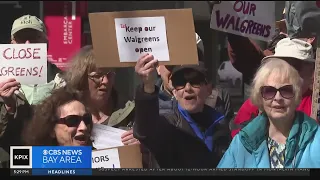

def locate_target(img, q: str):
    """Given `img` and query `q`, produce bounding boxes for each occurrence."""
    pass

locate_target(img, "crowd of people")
[1,4,320,169]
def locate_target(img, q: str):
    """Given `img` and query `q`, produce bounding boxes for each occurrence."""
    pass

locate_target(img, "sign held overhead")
[210,1,275,42]
[89,8,199,67]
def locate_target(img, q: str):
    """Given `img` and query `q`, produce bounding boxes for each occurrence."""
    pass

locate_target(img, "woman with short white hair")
[218,58,320,168]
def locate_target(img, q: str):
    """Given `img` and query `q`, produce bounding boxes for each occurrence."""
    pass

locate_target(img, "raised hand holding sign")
[135,54,158,93]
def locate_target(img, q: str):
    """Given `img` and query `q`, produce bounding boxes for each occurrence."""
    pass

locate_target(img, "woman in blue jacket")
[218,58,320,168]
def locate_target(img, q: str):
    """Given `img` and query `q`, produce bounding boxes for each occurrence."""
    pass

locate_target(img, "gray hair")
[250,58,302,111]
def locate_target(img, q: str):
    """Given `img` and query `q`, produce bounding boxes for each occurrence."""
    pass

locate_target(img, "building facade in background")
[0,1,284,111]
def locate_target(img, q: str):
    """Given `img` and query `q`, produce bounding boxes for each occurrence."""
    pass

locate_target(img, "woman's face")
[261,73,296,121]
[54,100,92,146]
[87,68,115,103]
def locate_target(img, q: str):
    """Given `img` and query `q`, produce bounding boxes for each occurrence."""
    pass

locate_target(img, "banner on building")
[43,1,82,70]
[210,1,275,42]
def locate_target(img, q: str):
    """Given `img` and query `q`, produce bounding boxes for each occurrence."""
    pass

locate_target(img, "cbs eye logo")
[10,146,32,169]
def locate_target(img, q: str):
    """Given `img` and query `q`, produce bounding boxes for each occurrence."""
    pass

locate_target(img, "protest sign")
[91,124,126,150]
[0,44,47,85]
[92,144,142,168]
[92,148,121,168]
[210,1,275,42]
[89,9,198,67]
[115,16,169,62]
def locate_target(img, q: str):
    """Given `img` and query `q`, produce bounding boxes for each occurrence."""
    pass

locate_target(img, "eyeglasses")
[88,71,115,84]
[57,113,92,127]
[260,85,294,100]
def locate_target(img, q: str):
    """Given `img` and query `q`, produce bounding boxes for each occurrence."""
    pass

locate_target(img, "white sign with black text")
[114,16,170,62]
[92,148,121,168]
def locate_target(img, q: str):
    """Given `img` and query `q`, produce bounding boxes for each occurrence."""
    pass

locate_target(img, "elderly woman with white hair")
[218,58,320,168]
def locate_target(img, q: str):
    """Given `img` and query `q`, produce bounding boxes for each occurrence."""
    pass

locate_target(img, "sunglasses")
[172,74,207,90]
[260,85,294,100]
[57,113,92,127]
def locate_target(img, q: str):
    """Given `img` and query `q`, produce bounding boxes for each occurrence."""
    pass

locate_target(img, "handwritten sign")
[0,44,47,84]
[89,9,198,67]
[92,148,121,168]
[210,1,275,42]
[114,16,169,62]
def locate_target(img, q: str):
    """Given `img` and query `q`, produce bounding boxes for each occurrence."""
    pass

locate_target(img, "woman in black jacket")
[133,54,231,168]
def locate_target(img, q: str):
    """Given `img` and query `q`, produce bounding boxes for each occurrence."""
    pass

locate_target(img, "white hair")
[250,58,303,111]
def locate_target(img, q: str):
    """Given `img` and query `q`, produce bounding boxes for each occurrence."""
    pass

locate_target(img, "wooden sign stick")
[311,35,320,122]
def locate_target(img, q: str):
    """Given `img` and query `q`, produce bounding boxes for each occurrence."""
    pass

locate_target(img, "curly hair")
[23,86,85,146]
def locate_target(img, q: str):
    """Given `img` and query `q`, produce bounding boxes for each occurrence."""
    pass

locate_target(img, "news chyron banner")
[10,146,92,176]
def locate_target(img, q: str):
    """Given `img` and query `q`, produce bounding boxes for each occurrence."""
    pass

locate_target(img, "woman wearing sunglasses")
[23,87,92,146]
[63,46,156,168]
[218,58,320,168]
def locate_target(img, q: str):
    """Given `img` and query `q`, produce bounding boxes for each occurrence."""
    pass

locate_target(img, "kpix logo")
[13,149,29,165]
[10,146,32,169]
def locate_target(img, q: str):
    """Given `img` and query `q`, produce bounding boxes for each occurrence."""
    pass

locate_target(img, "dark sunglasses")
[172,75,207,90]
[260,85,294,100]
[57,113,92,127]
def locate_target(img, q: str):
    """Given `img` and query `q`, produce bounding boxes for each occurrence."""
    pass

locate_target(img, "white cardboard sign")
[92,148,121,168]
[210,1,275,42]
[0,43,48,85]
[114,16,170,62]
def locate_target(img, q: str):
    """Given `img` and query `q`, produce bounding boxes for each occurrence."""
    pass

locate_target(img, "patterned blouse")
[268,137,286,168]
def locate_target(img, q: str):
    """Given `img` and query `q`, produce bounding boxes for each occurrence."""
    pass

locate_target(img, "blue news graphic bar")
[32,146,92,169]
[32,169,92,176]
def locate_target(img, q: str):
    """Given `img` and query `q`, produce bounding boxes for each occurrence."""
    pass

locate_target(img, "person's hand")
[121,129,140,145]
[0,78,20,111]
[135,54,158,93]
